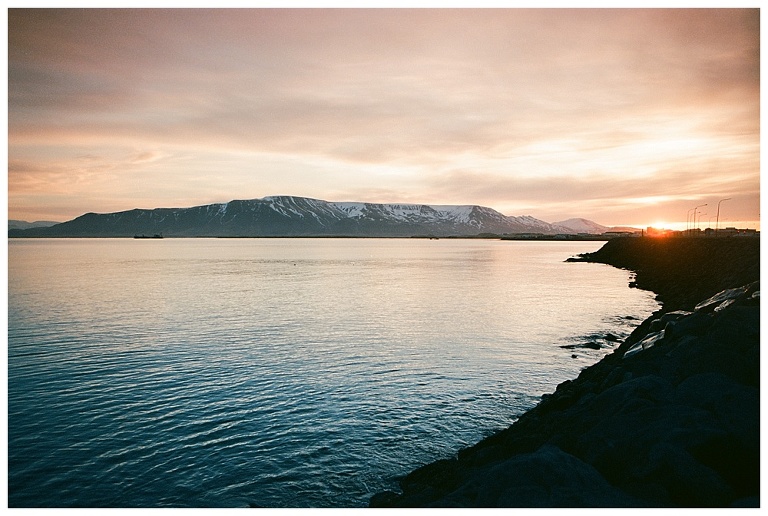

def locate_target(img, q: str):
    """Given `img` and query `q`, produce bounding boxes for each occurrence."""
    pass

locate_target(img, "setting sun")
[650,221,669,229]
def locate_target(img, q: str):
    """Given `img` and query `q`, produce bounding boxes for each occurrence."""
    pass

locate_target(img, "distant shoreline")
[8,233,616,240]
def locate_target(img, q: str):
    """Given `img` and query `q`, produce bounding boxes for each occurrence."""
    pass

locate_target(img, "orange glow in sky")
[7,7,761,230]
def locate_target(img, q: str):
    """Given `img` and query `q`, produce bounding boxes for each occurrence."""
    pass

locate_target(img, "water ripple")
[8,239,658,507]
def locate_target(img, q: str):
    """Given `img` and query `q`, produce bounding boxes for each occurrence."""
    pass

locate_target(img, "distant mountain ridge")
[8,220,59,231]
[8,196,615,238]
[554,218,610,234]
[554,218,642,235]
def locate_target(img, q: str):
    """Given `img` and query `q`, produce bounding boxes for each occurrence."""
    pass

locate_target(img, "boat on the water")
[134,234,164,239]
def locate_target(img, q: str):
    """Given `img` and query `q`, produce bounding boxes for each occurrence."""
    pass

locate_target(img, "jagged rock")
[623,330,665,358]
[648,310,692,332]
[662,311,713,340]
[623,281,758,360]
[694,284,754,313]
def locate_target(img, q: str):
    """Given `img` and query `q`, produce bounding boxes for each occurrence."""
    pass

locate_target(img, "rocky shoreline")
[370,236,760,508]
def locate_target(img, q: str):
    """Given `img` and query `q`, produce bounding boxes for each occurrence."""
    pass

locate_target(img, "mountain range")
[553,218,612,234]
[8,220,59,231]
[7,196,637,238]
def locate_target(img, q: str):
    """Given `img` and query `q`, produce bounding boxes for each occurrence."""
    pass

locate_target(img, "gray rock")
[663,310,714,339]
[441,445,644,507]
[624,330,665,358]
[694,284,755,313]
[649,310,692,332]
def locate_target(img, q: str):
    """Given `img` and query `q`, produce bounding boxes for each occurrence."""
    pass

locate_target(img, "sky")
[6,6,762,229]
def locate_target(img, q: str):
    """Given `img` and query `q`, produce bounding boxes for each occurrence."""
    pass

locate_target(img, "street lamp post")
[687,208,695,236]
[693,204,707,236]
[716,198,731,235]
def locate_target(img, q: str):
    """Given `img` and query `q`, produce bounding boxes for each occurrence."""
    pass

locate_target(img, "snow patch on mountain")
[426,205,474,224]
[508,215,563,232]
[333,202,366,218]
[553,218,610,234]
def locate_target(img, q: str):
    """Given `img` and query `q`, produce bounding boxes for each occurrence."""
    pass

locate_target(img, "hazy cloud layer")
[8,8,760,227]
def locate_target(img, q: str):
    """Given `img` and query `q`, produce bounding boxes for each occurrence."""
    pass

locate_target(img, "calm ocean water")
[8,238,658,508]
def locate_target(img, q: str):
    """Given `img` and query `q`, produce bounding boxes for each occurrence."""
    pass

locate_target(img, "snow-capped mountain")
[554,218,643,235]
[553,218,610,234]
[10,195,577,238]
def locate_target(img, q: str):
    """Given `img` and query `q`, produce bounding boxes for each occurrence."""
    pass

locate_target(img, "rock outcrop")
[370,237,760,508]
[568,236,760,311]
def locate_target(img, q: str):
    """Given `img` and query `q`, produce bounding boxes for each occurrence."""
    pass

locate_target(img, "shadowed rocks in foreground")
[370,237,759,508]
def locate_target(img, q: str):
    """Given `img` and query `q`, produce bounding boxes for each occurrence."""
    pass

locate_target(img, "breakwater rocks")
[569,236,760,311]
[370,237,760,508]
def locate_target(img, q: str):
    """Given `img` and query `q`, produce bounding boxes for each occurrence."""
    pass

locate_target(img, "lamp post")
[693,204,707,236]
[687,208,695,236]
[716,198,731,235]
